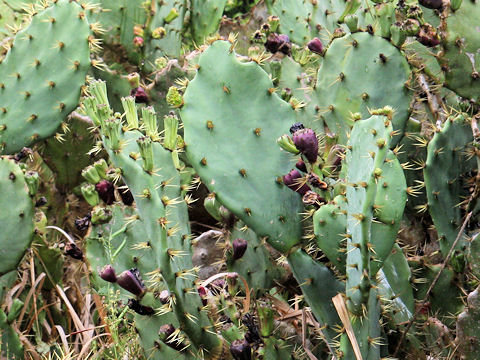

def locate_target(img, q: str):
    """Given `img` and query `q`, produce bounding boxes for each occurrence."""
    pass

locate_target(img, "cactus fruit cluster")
[2,0,480,359]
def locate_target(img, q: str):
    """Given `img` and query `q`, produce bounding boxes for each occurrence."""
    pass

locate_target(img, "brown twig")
[393,211,473,356]
[417,73,446,129]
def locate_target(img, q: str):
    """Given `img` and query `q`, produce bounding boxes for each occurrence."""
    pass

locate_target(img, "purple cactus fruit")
[295,159,307,173]
[283,169,311,196]
[197,286,208,306]
[230,339,252,360]
[307,37,324,55]
[127,298,154,315]
[65,243,83,260]
[95,180,115,205]
[99,264,117,283]
[419,0,443,9]
[119,187,134,206]
[232,238,248,260]
[264,33,291,55]
[75,214,91,231]
[130,87,149,104]
[117,268,146,297]
[289,122,305,134]
[133,36,144,47]
[292,128,318,163]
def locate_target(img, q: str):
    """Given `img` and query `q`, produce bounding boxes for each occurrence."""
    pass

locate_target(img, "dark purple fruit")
[117,268,146,297]
[419,0,443,9]
[283,169,311,196]
[307,37,324,55]
[159,324,184,351]
[265,33,291,55]
[232,238,248,260]
[127,298,154,315]
[130,87,149,104]
[295,159,307,172]
[95,180,115,205]
[119,187,134,206]
[292,128,318,163]
[65,243,83,260]
[230,339,252,360]
[99,264,117,283]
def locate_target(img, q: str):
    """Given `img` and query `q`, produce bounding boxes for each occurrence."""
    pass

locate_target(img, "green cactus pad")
[456,286,480,360]
[315,32,412,146]
[424,115,475,256]
[313,195,347,271]
[265,0,344,45]
[344,115,391,314]
[0,309,23,359]
[0,0,91,154]
[378,244,414,323]
[181,40,303,253]
[438,0,480,101]
[287,248,342,342]
[0,157,34,275]
[190,0,227,44]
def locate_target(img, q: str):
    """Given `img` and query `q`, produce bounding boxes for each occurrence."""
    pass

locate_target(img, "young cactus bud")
[94,159,108,180]
[133,36,144,47]
[141,106,159,139]
[117,268,146,297]
[127,73,140,88]
[137,136,154,173]
[277,135,300,155]
[81,184,100,206]
[82,165,101,184]
[204,193,222,221]
[267,15,280,33]
[232,238,248,260]
[345,14,359,32]
[230,339,252,360]
[89,80,110,109]
[163,114,179,151]
[307,37,324,55]
[258,306,275,337]
[83,97,101,126]
[166,86,184,108]
[103,117,122,151]
[390,23,407,47]
[152,27,166,39]
[91,206,113,225]
[164,8,179,23]
[95,180,115,205]
[121,96,139,129]
[283,169,310,196]
[292,128,318,163]
[24,171,39,196]
[99,264,117,283]
[128,298,154,315]
[451,0,462,11]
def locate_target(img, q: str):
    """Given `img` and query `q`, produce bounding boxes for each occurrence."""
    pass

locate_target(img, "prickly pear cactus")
[181,40,303,253]
[315,32,412,145]
[424,115,475,255]
[0,0,91,154]
[0,157,34,275]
